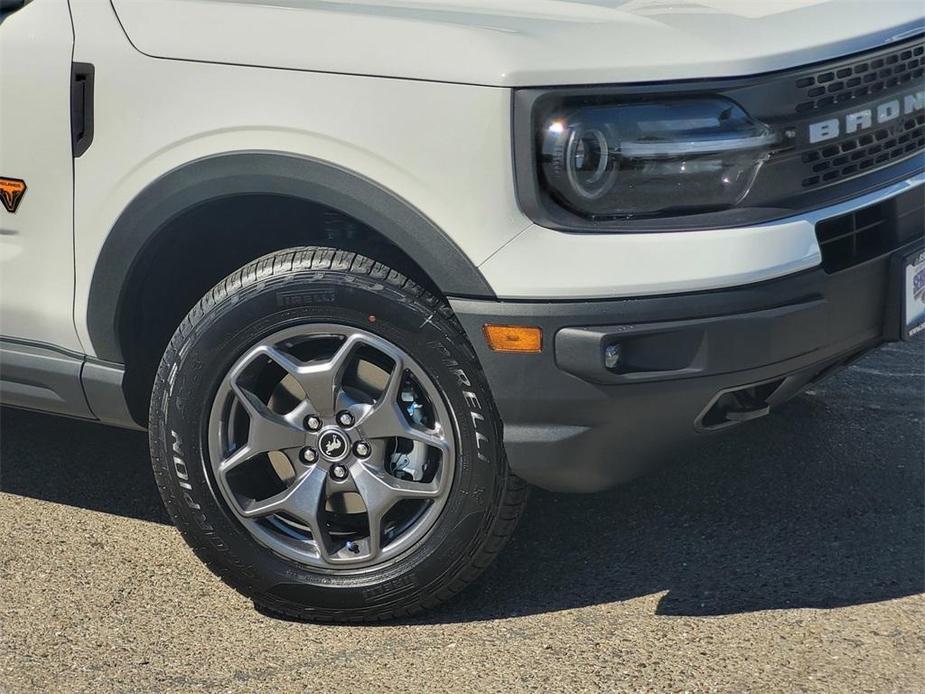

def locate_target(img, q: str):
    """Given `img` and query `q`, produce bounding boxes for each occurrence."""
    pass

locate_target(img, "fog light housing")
[603,343,622,370]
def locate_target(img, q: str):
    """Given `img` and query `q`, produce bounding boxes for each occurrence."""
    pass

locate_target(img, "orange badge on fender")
[0,177,27,213]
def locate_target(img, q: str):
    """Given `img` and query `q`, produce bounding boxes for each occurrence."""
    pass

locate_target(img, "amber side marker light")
[483,324,543,353]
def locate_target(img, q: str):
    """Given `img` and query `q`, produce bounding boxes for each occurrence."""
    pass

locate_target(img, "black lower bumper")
[451,236,922,492]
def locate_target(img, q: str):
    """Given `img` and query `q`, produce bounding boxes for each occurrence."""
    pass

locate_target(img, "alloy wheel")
[208,324,456,570]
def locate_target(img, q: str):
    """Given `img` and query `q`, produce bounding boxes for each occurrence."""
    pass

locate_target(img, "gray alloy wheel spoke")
[349,463,441,561]
[257,336,363,417]
[217,443,255,474]
[402,425,451,454]
[355,462,442,500]
[356,362,451,455]
[361,401,451,454]
[351,467,386,559]
[240,465,332,560]
[354,392,405,441]
[230,381,307,456]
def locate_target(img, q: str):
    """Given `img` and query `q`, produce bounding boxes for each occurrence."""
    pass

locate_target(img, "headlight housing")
[514,37,925,231]
[536,97,780,220]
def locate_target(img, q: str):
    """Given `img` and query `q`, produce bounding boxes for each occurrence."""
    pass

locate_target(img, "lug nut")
[353,441,371,458]
[331,464,349,480]
[300,447,318,464]
[336,411,355,427]
[304,415,322,431]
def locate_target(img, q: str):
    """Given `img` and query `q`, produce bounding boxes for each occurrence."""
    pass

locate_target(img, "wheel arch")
[86,150,496,365]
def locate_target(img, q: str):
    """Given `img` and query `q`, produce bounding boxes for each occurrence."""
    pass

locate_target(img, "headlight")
[536,97,780,219]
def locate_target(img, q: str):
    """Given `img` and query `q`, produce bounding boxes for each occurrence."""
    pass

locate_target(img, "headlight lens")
[538,97,780,219]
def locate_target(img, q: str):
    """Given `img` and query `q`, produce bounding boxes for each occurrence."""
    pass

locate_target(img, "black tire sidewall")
[151,267,505,613]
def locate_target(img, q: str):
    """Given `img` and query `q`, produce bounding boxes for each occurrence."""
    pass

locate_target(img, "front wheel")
[148,247,527,621]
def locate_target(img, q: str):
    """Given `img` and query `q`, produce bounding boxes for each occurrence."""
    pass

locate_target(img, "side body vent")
[71,62,94,158]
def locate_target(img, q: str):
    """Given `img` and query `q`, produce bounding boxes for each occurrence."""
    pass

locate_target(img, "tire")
[148,247,528,622]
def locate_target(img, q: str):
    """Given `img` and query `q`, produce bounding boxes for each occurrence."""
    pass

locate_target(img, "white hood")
[112,0,925,86]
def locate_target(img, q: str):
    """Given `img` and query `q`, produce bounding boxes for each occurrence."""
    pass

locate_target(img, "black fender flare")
[86,151,496,363]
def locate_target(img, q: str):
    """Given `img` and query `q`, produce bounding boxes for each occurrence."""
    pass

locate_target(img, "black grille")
[800,113,925,188]
[815,187,924,272]
[731,33,925,212]
[726,33,925,214]
[795,43,925,113]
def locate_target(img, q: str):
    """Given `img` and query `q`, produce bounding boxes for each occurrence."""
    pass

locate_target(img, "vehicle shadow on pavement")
[443,397,923,620]
[1,342,922,620]
[0,408,168,524]
[434,342,925,621]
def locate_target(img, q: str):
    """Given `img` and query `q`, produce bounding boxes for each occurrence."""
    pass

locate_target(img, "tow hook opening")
[695,347,871,432]
[698,378,785,430]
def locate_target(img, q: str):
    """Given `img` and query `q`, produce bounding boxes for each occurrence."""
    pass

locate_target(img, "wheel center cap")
[318,429,350,461]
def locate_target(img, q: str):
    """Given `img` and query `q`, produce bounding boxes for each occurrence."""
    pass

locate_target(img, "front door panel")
[0,0,81,352]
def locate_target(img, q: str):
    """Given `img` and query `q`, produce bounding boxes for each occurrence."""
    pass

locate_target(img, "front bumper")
[450,191,923,493]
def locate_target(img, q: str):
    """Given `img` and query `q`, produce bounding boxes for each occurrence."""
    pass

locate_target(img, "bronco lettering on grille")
[809,89,925,144]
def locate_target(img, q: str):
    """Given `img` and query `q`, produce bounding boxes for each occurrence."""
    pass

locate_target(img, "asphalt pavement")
[0,339,922,692]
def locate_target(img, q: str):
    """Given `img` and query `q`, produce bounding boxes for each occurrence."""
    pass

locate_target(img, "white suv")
[1,0,923,621]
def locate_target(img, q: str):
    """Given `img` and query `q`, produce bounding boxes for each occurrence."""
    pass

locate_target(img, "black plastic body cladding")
[87,152,495,363]
[451,237,922,492]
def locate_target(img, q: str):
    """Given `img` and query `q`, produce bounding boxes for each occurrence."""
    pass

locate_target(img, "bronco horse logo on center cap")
[319,430,348,460]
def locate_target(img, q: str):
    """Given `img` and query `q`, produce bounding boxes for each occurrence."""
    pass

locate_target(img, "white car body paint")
[67,1,528,355]
[112,0,922,87]
[480,173,925,299]
[0,0,921,357]
[0,0,80,351]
